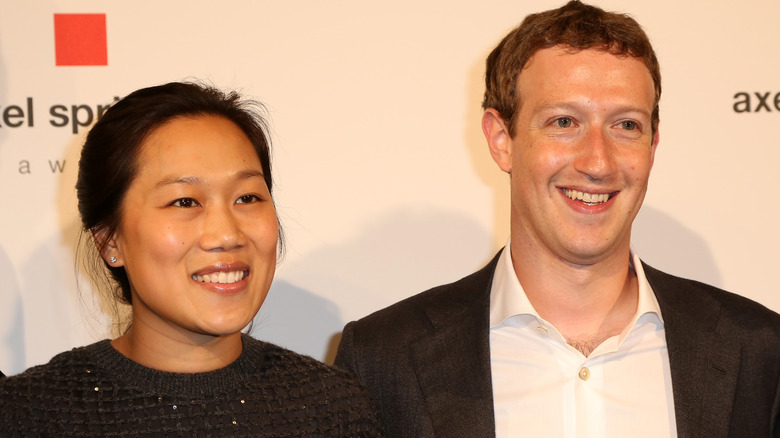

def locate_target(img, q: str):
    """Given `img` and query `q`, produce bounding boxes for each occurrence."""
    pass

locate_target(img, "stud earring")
[109,256,117,264]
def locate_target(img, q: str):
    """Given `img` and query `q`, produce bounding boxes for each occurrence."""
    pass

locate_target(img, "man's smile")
[562,188,615,206]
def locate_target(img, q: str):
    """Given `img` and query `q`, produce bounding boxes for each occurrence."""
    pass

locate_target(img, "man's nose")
[573,127,617,181]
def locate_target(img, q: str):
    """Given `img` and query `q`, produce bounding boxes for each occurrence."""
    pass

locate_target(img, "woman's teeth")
[192,271,246,284]
[564,189,610,205]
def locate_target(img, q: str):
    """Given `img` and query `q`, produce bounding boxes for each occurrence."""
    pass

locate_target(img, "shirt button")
[579,367,590,381]
[536,326,548,335]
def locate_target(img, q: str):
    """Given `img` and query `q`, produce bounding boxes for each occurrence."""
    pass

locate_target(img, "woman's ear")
[93,227,123,267]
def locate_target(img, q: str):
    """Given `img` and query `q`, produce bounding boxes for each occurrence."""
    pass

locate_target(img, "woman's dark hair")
[76,81,281,305]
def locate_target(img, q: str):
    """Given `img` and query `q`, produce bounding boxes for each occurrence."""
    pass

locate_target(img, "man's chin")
[556,240,629,267]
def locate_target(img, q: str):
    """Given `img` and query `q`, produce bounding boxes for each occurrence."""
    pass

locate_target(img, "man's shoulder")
[644,263,780,336]
[335,253,500,395]
[346,252,501,339]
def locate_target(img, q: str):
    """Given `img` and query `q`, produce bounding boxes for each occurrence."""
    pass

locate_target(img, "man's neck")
[510,239,638,357]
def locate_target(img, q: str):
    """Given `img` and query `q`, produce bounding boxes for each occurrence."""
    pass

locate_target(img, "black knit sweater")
[0,335,382,437]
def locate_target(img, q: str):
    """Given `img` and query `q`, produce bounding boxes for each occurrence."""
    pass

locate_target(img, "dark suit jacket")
[335,251,780,438]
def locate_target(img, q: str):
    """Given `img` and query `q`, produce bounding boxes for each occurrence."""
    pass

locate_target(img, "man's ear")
[482,108,513,173]
[649,127,660,168]
[93,227,123,267]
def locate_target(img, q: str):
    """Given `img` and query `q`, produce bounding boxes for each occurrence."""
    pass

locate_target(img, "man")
[335,1,780,437]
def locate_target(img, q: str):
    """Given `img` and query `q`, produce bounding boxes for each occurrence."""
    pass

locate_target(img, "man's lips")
[562,188,617,206]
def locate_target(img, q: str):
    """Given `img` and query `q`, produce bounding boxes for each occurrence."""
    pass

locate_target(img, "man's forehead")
[517,47,653,91]
[513,47,656,116]
[521,45,647,73]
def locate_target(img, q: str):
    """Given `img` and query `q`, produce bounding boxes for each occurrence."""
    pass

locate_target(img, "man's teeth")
[192,271,246,284]
[564,189,610,204]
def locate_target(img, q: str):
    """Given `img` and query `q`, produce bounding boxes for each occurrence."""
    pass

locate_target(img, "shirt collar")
[489,241,662,328]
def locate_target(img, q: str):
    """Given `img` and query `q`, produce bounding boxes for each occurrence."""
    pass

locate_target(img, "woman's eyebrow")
[153,169,265,190]
[154,175,201,190]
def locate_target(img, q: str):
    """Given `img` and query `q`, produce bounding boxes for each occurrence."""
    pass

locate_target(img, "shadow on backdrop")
[463,46,510,250]
[14,112,115,371]
[0,245,24,375]
[254,206,493,364]
[252,279,343,364]
[633,206,722,287]
[56,131,125,341]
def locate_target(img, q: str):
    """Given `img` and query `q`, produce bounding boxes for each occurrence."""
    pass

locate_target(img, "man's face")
[488,46,658,266]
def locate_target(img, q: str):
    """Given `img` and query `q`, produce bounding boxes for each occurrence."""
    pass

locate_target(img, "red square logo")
[54,14,107,66]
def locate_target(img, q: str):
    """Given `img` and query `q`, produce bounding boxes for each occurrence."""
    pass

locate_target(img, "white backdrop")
[1,0,778,375]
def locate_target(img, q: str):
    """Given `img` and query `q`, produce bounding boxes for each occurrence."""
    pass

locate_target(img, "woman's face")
[109,115,278,341]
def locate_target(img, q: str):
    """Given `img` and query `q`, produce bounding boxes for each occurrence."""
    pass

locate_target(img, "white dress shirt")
[490,244,677,437]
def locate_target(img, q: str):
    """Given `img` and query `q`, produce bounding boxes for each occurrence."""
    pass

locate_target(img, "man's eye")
[171,198,199,208]
[236,194,260,204]
[553,117,573,128]
[620,120,637,130]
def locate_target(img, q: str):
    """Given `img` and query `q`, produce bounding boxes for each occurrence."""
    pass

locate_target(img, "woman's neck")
[110,324,243,373]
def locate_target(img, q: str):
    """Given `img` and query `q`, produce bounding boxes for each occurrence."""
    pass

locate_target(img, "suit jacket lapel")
[409,253,500,438]
[645,263,741,438]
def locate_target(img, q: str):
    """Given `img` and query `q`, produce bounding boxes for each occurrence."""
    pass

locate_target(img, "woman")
[0,82,382,436]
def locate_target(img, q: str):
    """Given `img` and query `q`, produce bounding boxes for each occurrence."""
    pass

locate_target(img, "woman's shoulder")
[238,336,376,407]
[241,334,359,382]
[0,341,112,432]
[1,340,110,383]
[0,341,111,401]
[240,335,384,436]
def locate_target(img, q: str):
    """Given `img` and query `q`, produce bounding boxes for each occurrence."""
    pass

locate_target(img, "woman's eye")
[553,117,574,128]
[236,194,261,204]
[619,120,637,130]
[171,198,199,208]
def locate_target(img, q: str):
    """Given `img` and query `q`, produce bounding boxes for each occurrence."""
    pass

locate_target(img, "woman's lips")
[191,270,248,284]
[191,263,250,285]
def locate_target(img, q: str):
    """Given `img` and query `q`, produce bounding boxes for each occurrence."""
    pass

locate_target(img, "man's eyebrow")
[534,101,652,116]
[153,170,265,190]
[534,101,579,111]
[610,105,653,117]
